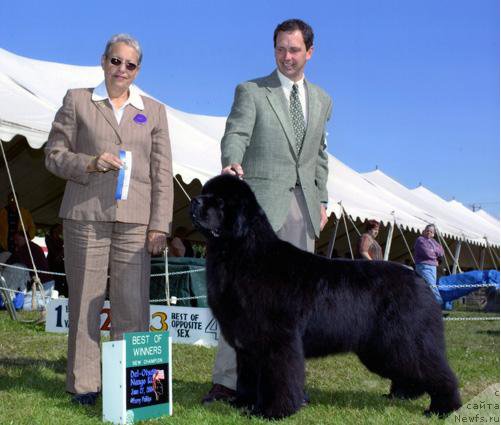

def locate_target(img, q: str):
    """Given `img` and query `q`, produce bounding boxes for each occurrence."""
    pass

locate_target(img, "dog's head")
[190,175,264,240]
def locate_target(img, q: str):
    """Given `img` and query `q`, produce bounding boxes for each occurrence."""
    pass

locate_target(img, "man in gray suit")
[203,18,333,403]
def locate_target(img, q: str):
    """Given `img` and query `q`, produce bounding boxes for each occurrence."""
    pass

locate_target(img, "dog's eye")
[200,193,224,209]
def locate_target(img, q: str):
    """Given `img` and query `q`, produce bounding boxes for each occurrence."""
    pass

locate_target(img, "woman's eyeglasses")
[109,56,138,71]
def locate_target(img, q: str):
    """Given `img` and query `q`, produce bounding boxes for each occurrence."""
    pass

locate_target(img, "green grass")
[0,310,498,425]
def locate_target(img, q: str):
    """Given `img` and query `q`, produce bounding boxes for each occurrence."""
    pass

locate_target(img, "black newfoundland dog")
[190,175,461,420]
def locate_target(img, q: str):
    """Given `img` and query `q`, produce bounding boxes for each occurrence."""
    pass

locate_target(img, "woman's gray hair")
[424,224,436,232]
[103,33,142,64]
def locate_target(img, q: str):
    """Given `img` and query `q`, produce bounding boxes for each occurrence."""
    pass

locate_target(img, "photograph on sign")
[126,364,169,409]
[124,332,172,422]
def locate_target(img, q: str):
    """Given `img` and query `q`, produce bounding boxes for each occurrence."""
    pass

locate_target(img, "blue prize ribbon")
[115,150,126,200]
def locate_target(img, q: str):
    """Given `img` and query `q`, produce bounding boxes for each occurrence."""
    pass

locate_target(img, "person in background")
[7,231,52,286]
[414,224,444,305]
[168,226,194,257]
[45,223,67,297]
[357,219,383,261]
[44,33,173,406]
[0,191,36,253]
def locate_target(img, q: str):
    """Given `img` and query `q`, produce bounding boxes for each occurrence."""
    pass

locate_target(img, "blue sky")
[1,0,499,217]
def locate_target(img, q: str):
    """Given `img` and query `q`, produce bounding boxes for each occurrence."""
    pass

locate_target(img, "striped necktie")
[290,83,306,154]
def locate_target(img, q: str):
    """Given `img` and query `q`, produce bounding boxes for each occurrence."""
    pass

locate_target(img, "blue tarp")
[0,291,24,310]
[438,270,499,308]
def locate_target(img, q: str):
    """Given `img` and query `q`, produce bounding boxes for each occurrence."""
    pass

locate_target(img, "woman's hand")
[87,152,123,173]
[147,231,167,255]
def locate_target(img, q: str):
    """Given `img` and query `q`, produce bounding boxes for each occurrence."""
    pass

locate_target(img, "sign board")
[102,331,172,424]
[45,299,220,347]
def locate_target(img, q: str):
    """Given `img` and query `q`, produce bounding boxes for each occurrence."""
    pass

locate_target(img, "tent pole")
[346,214,361,237]
[340,206,354,260]
[396,224,414,264]
[435,228,455,273]
[487,246,498,270]
[464,238,480,270]
[327,217,340,258]
[452,241,462,274]
[479,247,486,270]
[0,140,46,318]
[173,174,192,202]
[485,239,499,270]
[0,277,17,321]
[383,220,395,261]
[491,244,500,263]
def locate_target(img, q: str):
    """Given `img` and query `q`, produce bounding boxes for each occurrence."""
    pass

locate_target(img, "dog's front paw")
[252,402,301,420]
[231,395,255,412]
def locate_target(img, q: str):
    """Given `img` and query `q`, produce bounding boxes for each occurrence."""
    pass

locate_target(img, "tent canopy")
[0,48,498,247]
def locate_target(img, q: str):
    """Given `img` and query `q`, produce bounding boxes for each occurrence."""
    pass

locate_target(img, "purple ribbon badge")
[133,113,147,124]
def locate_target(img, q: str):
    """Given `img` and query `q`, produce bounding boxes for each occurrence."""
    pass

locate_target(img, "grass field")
[0,310,498,425]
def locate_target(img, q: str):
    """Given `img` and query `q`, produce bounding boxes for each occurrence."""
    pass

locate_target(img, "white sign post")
[102,331,172,424]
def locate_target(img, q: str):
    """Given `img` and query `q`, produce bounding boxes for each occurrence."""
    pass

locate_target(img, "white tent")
[362,170,499,246]
[0,48,498,256]
[476,209,501,228]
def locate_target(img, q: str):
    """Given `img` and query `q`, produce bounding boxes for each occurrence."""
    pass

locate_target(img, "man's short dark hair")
[273,19,314,51]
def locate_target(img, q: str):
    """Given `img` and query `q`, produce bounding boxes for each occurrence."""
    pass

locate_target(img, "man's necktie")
[290,83,306,154]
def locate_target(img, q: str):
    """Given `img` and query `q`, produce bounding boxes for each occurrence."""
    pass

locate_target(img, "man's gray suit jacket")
[221,70,332,237]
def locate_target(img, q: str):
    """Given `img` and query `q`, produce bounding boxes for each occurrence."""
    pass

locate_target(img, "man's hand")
[221,163,244,178]
[320,205,328,231]
[147,231,167,256]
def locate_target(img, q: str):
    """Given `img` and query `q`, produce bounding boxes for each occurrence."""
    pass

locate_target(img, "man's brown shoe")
[201,384,236,404]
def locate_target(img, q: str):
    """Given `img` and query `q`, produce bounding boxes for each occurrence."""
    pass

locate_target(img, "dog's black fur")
[191,174,461,419]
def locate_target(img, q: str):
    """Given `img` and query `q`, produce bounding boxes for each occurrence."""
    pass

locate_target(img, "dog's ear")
[232,212,248,238]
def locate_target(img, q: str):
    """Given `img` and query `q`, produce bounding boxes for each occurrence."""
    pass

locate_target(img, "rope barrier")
[438,283,498,289]
[0,261,205,278]
[0,284,207,303]
[1,282,496,298]
[152,268,205,277]
[0,262,207,306]
[444,317,500,322]
[1,282,498,320]
[2,287,496,321]
[150,295,207,303]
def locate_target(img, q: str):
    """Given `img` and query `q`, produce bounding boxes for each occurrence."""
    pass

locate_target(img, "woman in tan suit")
[45,34,173,405]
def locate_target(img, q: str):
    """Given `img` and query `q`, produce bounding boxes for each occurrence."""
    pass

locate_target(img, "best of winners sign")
[102,331,172,424]
[45,299,220,347]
